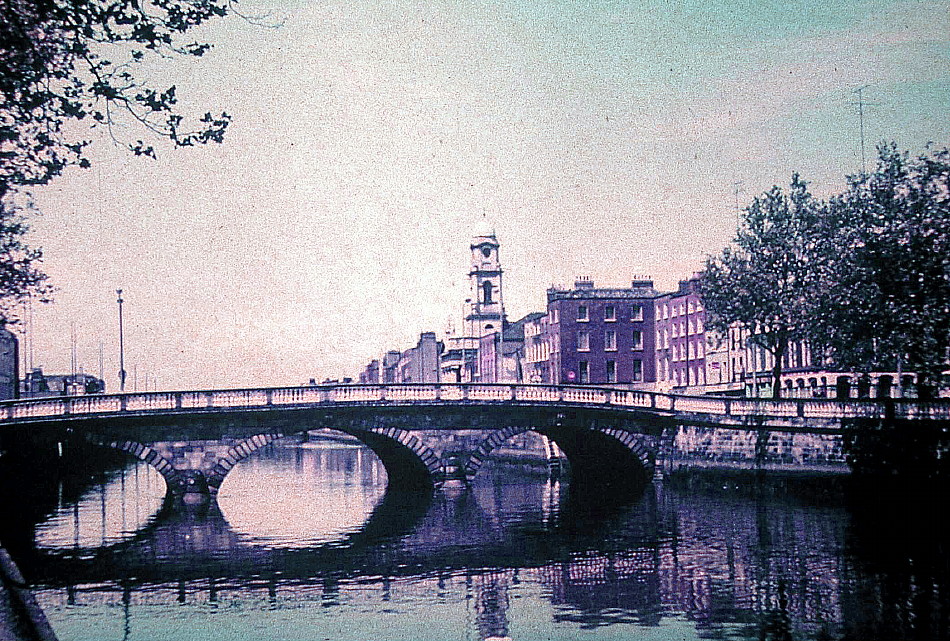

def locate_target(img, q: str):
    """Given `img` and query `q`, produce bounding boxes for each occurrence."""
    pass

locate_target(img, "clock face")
[481,247,491,258]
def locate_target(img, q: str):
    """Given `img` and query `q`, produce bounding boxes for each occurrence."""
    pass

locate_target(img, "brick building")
[545,278,658,385]
[654,276,707,389]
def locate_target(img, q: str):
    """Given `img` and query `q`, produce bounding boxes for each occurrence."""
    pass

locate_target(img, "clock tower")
[465,234,505,338]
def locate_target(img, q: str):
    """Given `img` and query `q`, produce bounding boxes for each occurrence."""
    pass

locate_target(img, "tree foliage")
[0,0,237,322]
[0,194,51,324]
[809,145,950,397]
[703,145,950,398]
[700,175,828,398]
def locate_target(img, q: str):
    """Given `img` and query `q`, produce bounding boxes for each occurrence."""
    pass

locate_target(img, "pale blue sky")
[23,0,950,389]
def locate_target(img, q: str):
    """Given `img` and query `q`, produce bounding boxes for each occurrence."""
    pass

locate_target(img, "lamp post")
[117,289,126,392]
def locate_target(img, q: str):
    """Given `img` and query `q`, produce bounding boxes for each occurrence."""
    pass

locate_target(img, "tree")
[810,145,950,398]
[0,194,51,324]
[1,0,239,321]
[700,176,828,398]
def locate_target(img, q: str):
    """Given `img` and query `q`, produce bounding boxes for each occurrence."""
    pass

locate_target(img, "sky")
[19,0,950,390]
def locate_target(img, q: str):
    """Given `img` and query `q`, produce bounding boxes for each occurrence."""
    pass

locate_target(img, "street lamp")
[117,289,126,392]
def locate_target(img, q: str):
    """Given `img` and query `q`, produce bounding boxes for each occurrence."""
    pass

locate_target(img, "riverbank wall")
[0,544,58,641]
[658,425,849,476]
[299,425,850,477]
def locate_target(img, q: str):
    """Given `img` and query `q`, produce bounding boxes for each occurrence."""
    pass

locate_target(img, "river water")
[10,440,949,640]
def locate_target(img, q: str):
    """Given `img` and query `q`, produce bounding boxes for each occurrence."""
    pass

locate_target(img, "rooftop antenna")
[28,296,34,373]
[849,85,879,175]
[70,322,77,378]
[732,181,744,228]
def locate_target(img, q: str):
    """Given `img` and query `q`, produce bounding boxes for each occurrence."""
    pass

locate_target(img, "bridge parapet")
[2,383,950,426]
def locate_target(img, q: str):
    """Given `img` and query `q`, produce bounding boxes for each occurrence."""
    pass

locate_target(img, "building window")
[577,305,588,321]
[606,360,617,383]
[605,330,617,351]
[631,304,643,321]
[604,305,616,321]
[482,280,493,304]
[579,361,589,383]
[631,330,643,351]
[577,331,590,351]
[631,359,643,382]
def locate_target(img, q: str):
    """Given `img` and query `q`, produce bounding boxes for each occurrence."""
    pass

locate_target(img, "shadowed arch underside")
[358,427,441,490]
[463,424,655,492]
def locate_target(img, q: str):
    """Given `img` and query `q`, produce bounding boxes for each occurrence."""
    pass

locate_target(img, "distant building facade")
[381,350,401,383]
[477,313,542,383]
[522,313,551,384]
[396,332,442,383]
[360,334,442,385]
[20,369,105,398]
[440,336,478,382]
[0,328,18,400]
[654,276,707,389]
[358,359,380,384]
[545,278,659,385]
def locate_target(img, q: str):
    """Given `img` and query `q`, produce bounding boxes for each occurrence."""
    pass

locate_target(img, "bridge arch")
[206,432,286,494]
[84,434,180,492]
[592,426,656,478]
[462,426,554,482]
[202,427,442,493]
[462,424,655,490]
[359,427,442,489]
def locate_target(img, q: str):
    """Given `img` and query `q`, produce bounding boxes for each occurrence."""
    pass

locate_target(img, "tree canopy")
[702,145,950,398]
[0,0,238,323]
[700,175,827,398]
[810,145,950,397]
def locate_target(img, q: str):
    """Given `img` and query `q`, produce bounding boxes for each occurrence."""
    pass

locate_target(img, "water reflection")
[13,442,949,641]
[218,441,388,548]
[34,463,165,551]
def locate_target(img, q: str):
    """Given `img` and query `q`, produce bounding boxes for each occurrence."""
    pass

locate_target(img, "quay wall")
[658,425,848,476]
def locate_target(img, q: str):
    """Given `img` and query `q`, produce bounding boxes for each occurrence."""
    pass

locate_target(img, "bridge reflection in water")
[8,441,947,641]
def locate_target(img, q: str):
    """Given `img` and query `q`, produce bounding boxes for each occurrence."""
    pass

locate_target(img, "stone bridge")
[2,383,947,501]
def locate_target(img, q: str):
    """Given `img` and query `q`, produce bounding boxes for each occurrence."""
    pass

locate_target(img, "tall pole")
[117,289,126,392]
[733,181,743,228]
[850,85,878,176]
[855,85,868,175]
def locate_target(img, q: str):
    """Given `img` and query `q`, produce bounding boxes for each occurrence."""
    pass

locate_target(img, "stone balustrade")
[1,383,949,425]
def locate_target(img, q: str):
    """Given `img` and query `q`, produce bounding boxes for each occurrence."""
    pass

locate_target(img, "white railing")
[125,393,177,412]
[1,383,949,425]
[675,397,729,415]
